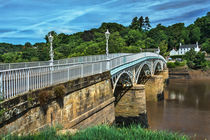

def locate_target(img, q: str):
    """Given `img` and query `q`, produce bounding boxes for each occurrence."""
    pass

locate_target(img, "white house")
[170,42,200,56]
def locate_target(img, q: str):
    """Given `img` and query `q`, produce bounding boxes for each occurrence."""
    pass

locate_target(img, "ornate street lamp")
[105,29,110,58]
[48,33,54,66]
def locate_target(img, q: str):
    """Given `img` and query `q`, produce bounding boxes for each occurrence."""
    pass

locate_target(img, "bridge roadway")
[0,52,166,99]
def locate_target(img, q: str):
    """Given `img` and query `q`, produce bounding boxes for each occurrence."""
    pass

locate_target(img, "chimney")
[180,43,182,47]
[196,41,198,47]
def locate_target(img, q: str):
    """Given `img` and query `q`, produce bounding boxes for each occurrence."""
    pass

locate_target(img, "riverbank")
[169,66,210,79]
[1,125,188,140]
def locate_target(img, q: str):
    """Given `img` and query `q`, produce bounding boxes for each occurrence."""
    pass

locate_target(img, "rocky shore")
[169,67,210,79]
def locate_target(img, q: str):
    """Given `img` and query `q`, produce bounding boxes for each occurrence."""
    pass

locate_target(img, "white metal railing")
[0,53,130,70]
[0,52,165,100]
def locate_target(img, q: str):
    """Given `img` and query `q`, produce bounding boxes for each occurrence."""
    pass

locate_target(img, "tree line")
[0,12,209,63]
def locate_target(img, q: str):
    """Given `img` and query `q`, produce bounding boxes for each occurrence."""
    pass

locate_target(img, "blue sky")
[0,0,209,44]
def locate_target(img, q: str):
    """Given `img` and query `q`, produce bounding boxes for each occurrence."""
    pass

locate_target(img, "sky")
[0,0,209,44]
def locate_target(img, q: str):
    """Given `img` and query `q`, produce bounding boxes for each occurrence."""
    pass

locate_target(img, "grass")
[1,125,189,140]
[167,61,186,68]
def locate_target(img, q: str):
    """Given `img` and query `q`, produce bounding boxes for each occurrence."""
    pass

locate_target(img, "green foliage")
[167,60,186,68]
[174,61,186,67]
[194,13,210,42]
[0,12,209,63]
[185,49,207,69]
[159,40,169,57]
[130,16,151,31]
[189,26,201,43]
[167,62,176,68]
[144,16,151,31]
[2,125,189,140]
[170,55,185,59]
[130,17,139,30]
[201,38,210,53]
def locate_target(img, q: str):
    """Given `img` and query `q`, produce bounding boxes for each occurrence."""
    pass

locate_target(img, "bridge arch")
[112,70,133,93]
[135,61,152,84]
[153,60,163,74]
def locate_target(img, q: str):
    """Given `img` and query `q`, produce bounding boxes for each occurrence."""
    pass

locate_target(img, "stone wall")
[0,72,115,135]
[145,70,168,102]
[145,75,164,101]
[159,69,169,80]
[115,85,148,127]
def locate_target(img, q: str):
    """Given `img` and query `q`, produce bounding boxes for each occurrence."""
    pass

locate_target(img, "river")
[147,78,210,140]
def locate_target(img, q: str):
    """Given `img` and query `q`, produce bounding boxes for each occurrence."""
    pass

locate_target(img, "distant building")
[170,42,200,56]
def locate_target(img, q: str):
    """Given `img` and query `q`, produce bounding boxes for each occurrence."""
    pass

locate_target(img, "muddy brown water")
[147,78,210,140]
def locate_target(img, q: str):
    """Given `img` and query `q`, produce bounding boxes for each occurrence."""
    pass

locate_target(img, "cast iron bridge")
[0,52,167,99]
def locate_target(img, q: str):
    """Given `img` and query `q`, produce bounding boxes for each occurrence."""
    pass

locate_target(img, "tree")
[190,26,201,43]
[81,30,94,41]
[144,37,155,49]
[24,42,32,48]
[159,40,169,57]
[124,30,143,46]
[138,16,144,31]
[144,17,151,31]
[99,22,126,33]
[201,38,210,53]
[194,14,210,43]
[147,26,168,47]
[130,17,139,30]
[109,32,126,53]
[185,49,207,69]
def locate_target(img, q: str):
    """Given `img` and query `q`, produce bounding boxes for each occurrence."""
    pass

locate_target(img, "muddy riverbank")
[169,67,210,79]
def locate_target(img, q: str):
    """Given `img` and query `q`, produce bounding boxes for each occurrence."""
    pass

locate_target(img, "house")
[170,42,200,56]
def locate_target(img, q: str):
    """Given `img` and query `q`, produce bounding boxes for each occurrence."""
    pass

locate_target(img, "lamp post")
[105,29,110,58]
[105,29,110,70]
[48,33,54,66]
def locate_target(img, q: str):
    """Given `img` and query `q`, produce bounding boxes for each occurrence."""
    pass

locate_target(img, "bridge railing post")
[92,63,94,75]
[50,67,53,85]
[68,67,70,81]
[81,64,84,77]
[106,59,110,71]
[0,73,3,100]
[100,62,102,73]
[27,69,30,92]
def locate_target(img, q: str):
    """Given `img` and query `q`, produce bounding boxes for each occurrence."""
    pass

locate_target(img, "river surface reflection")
[147,78,210,140]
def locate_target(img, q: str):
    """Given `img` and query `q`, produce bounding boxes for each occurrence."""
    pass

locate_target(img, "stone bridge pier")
[145,69,169,101]
[114,69,168,127]
[115,84,148,127]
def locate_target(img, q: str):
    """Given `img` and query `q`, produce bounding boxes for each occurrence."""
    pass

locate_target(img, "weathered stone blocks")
[0,72,115,135]
[145,70,168,101]
[115,84,148,127]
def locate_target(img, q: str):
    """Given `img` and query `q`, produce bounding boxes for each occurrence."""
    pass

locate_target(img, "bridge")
[0,52,166,99]
[0,52,168,134]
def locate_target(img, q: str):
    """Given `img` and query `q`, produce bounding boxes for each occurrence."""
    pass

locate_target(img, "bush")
[174,61,186,67]
[167,62,175,68]
[38,90,53,106]
[174,61,180,66]
[53,85,66,99]
[185,49,207,69]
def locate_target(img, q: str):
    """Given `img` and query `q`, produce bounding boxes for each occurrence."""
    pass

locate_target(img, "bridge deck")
[0,52,166,99]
